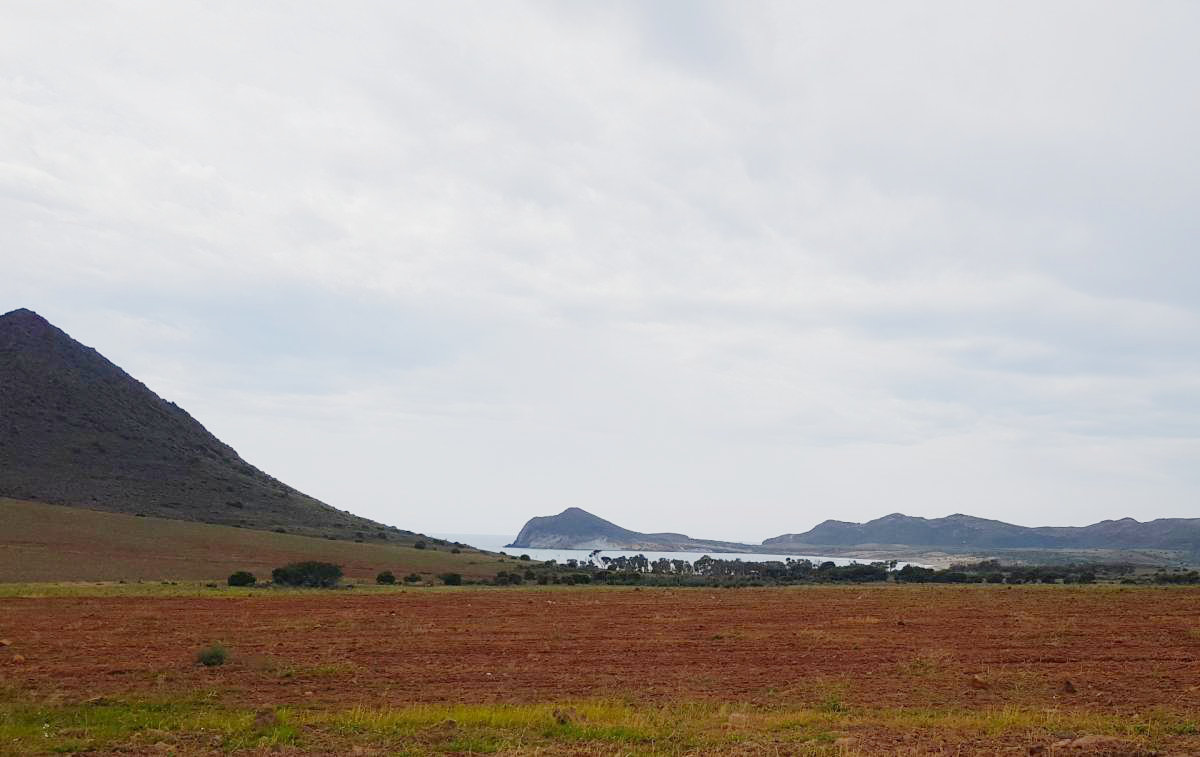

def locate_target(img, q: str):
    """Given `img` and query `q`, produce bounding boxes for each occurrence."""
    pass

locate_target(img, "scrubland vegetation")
[483,554,1191,588]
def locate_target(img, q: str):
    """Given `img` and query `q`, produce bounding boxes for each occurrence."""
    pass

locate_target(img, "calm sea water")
[432,533,872,567]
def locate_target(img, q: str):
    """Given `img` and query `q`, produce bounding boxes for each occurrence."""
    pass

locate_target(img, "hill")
[0,497,507,582]
[507,508,1199,566]
[764,512,1200,552]
[0,308,392,540]
[508,507,758,552]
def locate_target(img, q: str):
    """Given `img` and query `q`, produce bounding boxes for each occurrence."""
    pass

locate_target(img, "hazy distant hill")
[0,308,396,540]
[764,512,1200,552]
[509,506,1200,559]
[508,507,757,552]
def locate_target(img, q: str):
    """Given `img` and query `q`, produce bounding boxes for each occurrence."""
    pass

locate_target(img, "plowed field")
[2,585,1199,754]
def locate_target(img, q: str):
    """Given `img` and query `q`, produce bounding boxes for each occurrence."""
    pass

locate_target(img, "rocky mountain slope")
[508,507,757,552]
[0,308,397,540]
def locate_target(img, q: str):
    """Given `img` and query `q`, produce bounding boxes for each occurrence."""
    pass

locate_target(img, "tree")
[227,571,255,587]
[271,561,343,588]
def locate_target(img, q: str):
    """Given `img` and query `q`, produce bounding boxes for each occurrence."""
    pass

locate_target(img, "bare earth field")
[2,585,1199,755]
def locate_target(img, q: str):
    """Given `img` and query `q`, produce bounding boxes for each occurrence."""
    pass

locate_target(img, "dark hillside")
[509,507,641,548]
[508,507,759,551]
[0,308,393,540]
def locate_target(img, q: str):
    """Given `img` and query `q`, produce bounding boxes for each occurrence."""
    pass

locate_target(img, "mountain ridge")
[0,307,397,540]
[509,507,1200,556]
[765,511,1200,551]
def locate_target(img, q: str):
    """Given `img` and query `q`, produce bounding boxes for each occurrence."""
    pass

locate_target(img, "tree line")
[501,555,1184,587]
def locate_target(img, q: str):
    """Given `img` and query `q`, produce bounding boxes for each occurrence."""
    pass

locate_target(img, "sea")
[431,533,878,568]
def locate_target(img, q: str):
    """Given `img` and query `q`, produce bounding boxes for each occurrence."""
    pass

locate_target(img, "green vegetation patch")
[0,696,295,754]
[1,693,1194,756]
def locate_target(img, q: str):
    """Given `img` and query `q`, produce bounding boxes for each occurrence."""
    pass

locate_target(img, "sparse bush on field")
[519,554,531,561]
[271,561,343,588]
[494,570,524,586]
[196,644,228,667]
[451,548,461,554]
[414,540,427,550]
[376,570,396,585]
[227,571,255,587]
[1156,570,1200,584]
[403,573,423,584]
[440,572,463,586]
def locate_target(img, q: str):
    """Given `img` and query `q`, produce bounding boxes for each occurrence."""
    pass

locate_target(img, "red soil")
[2,586,1198,716]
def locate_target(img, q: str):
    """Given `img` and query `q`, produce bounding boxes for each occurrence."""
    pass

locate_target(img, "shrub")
[227,571,256,587]
[519,554,531,561]
[413,540,427,550]
[451,548,461,554]
[439,572,463,586]
[376,570,397,585]
[403,573,423,584]
[271,561,343,588]
[196,644,228,667]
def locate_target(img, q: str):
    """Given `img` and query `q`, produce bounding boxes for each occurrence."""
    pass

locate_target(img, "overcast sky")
[3,2,1198,540]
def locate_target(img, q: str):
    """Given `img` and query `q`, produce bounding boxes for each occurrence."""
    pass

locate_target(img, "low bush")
[227,571,256,587]
[414,540,427,550]
[376,570,396,585]
[196,644,228,667]
[439,572,463,586]
[271,561,343,588]
[403,573,423,583]
[495,570,523,586]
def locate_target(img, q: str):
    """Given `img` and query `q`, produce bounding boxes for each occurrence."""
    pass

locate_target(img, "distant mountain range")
[0,308,398,540]
[510,508,1200,555]
[767,512,1200,551]
[7,304,1195,559]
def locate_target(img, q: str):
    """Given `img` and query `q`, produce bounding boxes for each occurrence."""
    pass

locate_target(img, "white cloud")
[2,1,1198,538]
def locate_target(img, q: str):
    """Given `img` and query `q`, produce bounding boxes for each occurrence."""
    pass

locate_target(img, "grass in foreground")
[1,693,1196,755]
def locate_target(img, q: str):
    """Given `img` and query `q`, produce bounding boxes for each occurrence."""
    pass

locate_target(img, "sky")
[3,1,1198,541]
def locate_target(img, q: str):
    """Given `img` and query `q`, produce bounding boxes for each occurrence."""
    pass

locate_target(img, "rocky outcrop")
[507,507,758,552]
